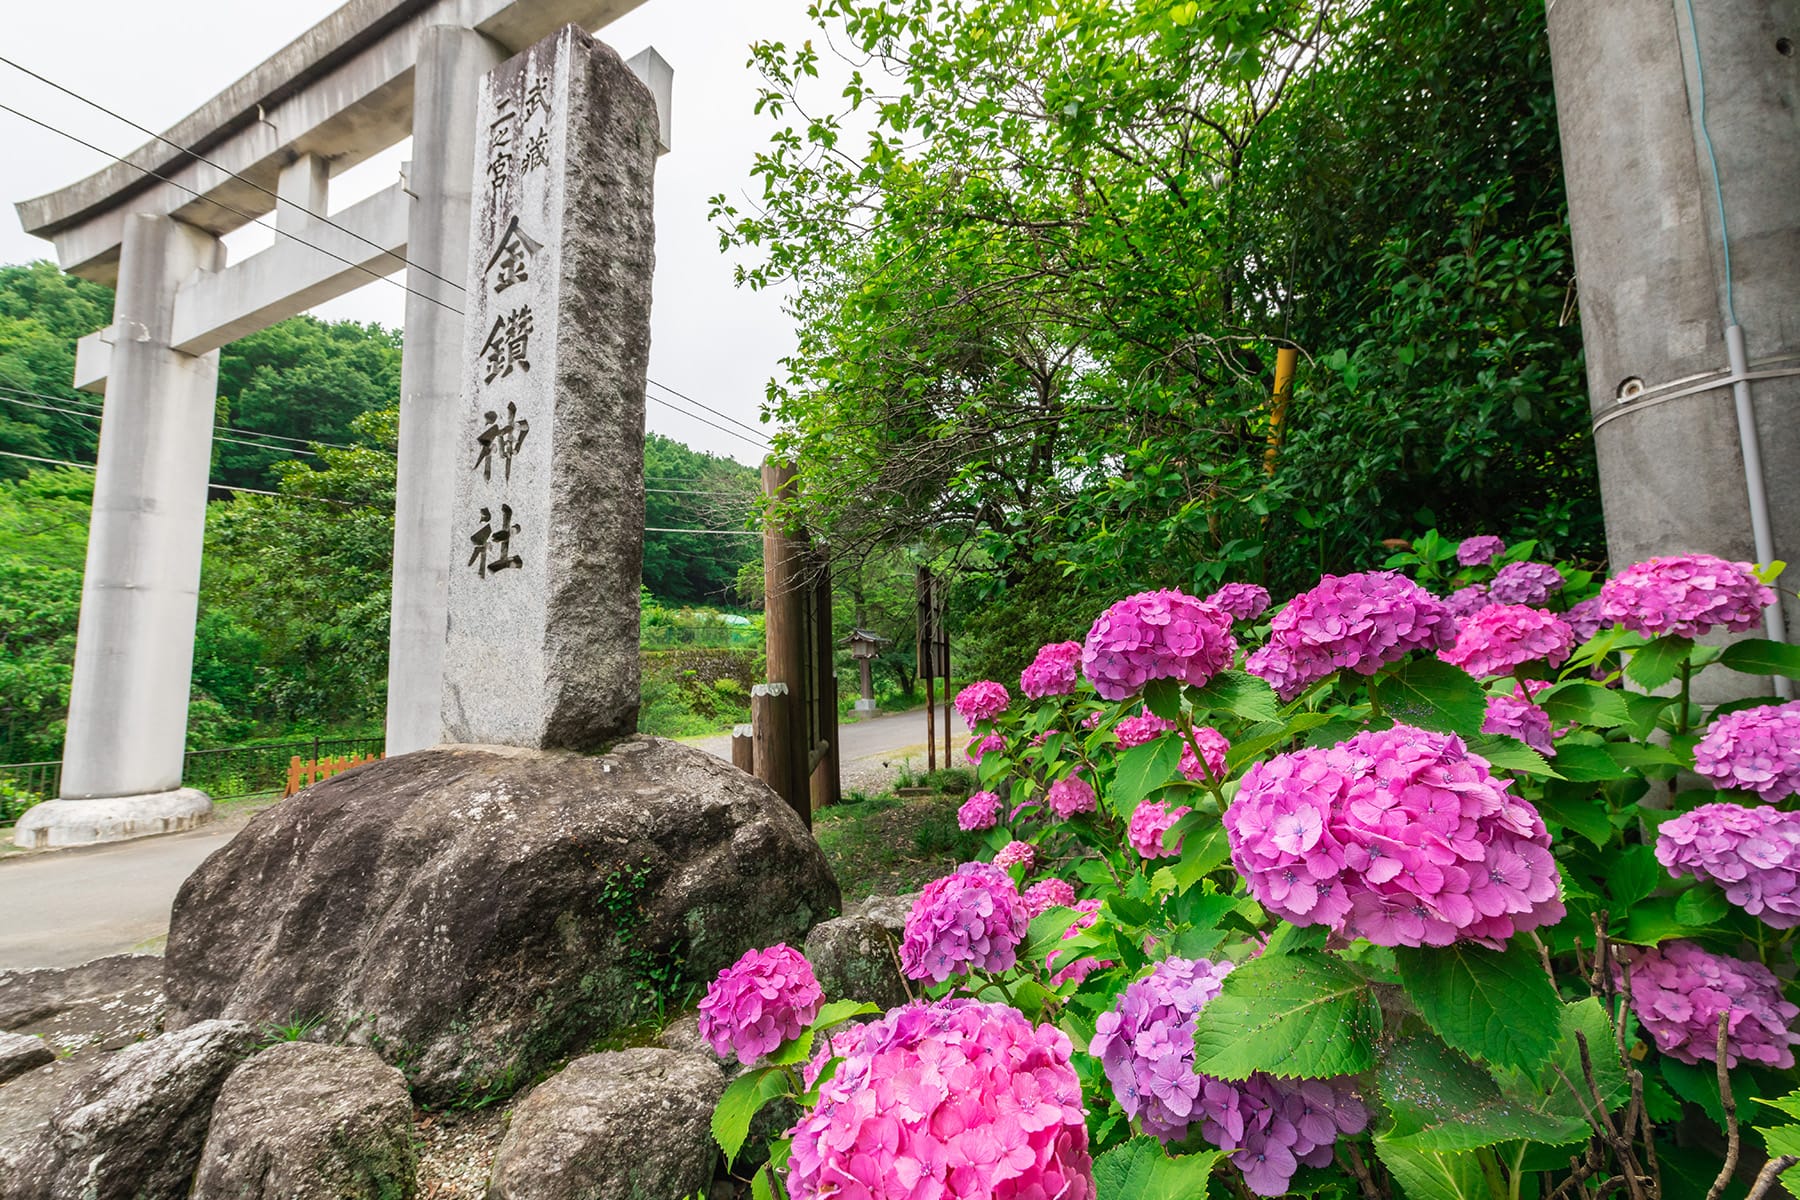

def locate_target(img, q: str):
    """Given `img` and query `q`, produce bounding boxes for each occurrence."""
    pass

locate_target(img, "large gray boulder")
[193,1041,416,1200]
[804,891,918,1011]
[487,1048,724,1200]
[0,1033,53,1087]
[164,740,838,1104]
[11,1019,257,1200]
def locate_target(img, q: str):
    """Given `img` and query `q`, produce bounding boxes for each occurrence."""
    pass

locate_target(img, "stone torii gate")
[11,0,670,846]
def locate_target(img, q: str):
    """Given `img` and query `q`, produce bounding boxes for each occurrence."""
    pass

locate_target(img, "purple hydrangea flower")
[1225,725,1564,947]
[1598,554,1776,639]
[993,840,1036,873]
[786,999,1096,1200]
[953,680,1011,726]
[1128,799,1192,860]
[899,862,1030,983]
[1082,590,1237,702]
[1206,582,1272,622]
[1564,595,1608,642]
[1657,802,1800,928]
[1179,726,1231,784]
[957,790,1002,832]
[1048,774,1097,820]
[1114,710,1176,748]
[1439,603,1577,678]
[1619,941,1799,1069]
[1245,572,1456,701]
[1457,535,1505,567]
[1022,877,1078,916]
[1482,683,1556,757]
[1489,561,1566,606]
[1443,584,1493,620]
[1021,640,1083,699]
[696,944,824,1066]
[1693,701,1800,802]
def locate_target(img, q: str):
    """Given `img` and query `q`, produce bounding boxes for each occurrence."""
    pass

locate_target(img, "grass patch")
[815,785,985,903]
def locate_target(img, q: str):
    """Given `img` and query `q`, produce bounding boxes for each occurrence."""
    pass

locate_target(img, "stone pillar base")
[853,699,879,719]
[11,789,212,850]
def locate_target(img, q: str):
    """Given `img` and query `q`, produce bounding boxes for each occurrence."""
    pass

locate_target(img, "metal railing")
[0,735,385,822]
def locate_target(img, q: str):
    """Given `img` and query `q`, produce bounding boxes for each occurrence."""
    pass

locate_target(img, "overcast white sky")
[0,0,823,465]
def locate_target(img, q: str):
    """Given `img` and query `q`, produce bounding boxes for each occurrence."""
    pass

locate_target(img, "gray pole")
[1546,0,1798,697]
[386,25,507,755]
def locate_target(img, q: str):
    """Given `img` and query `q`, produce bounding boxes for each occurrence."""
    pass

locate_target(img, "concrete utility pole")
[1546,0,1798,694]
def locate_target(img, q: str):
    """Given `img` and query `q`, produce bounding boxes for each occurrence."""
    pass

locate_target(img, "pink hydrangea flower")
[1048,774,1097,820]
[1618,941,1799,1069]
[1440,603,1576,678]
[1114,710,1176,749]
[1128,799,1192,860]
[1482,683,1556,757]
[1089,958,1368,1193]
[1022,877,1078,916]
[786,999,1095,1200]
[1658,802,1800,928]
[1245,572,1456,701]
[965,733,1006,765]
[1443,584,1492,619]
[1599,554,1776,639]
[994,840,1037,872]
[957,790,1002,832]
[1179,726,1230,783]
[954,680,1011,726]
[1047,898,1113,986]
[1224,725,1564,947]
[900,862,1030,983]
[1694,701,1800,802]
[1082,590,1237,702]
[1207,582,1272,622]
[1457,535,1505,567]
[696,944,824,1067]
[1489,561,1566,606]
[1564,595,1608,642]
[1020,640,1083,699]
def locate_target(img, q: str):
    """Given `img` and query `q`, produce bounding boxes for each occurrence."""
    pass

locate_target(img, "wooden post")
[918,565,938,773]
[752,683,803,826]
[941,580,951,767]
[811,562,841,811]
[1264,346,1299,476]
[762,460,810,819]
[731,723,754,773]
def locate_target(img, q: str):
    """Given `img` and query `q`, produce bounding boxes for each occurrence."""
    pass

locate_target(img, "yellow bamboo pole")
[1263,346,1299,476]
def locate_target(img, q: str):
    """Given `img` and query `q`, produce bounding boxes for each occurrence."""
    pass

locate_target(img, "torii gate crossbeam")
[11,0,670,846]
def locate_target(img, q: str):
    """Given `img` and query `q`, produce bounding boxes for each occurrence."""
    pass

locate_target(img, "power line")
[645,527,761,536]
[0,448,350,504]
[0,393,321,457]
[0,54,467,296]
[647,393,769,451]
[646,378,768,440]
[0,101,462,318]
[0,386,363,454]
[645,487,755,498]
[0,449,92,471]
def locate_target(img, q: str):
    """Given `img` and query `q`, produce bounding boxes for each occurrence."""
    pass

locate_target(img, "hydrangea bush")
[706,530,1800,1200]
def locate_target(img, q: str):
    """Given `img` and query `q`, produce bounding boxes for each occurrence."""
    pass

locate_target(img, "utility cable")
[0,385,364,453]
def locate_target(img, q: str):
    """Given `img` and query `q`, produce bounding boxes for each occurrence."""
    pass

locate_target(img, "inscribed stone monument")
[441,24,657,749]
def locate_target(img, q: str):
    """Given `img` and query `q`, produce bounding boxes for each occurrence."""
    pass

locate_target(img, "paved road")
[0,708,959,971]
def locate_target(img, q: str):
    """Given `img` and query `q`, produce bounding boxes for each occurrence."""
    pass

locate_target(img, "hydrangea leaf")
[1381,657,1488,737]
[711,1066,786,1166]
[1751,1088,1800,1123]
[1225,712,1333,771]
[1189,950,1379,1080]
[1624,634,1693,690]
[1393,940,1561,1075]
[1465,733,1559,778]
[1539,680,1632,729]
[1371,1138,1489,1200]
[1109,736,1183,818]
[1168,814,1231,888]
[1090,1136,1221,1199]
[1142,677,1184,722]
[765,999,878,1067]
[1021,906,1083,967]
[1189,669,1280,723]
[1607,843,1664,908]
[1717,637,1800,680]
[1547,742,1631,782]
[1378,1029,1587,1151]
[1674,885,1731,927]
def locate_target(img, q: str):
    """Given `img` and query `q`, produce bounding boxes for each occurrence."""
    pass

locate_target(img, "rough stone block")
[0,1033,53,1087]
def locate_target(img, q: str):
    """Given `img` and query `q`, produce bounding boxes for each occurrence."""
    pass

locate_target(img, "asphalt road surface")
[0,707,954,971]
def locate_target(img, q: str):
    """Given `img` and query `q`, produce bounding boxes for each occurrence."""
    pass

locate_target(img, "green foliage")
[1393,941,1562,1074]
[1090,1138,1221,1198]
[1189,951,1381,1080]
[0,469,88,760]
[642,433,760,605]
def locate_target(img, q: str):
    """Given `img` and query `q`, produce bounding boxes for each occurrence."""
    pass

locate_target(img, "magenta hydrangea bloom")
[1457,535,1505,567]
[1128,799,1192,860]
[1023,877,1078,917]
[966,733,1006,765]
[1482,684,1556,757]
[1179,726,1230,784]
[1047,899,1113,987]
[1443,584,1492,620]
[1245,572,1456,701]
[1225,725,1564,947]
[696,944,824,1067]
[1114,710,1176,749]
[900,862,1030,983]
[1090,958,1368,1193]
[994,840,1037,873]
[1598,553,1776,638]
[957,790,1002,832]
[954,680,1012,726]
[1440,603,1576,678]
[1658,802,1800,928]
[1048,774,1097,820]
[1207,582,1272,622]
[1564,595,1608,642]
[1694,702,1800,802]
[1082,590,1237,702]
[786,999,1096,1200]
[1618,941,1799,1070]
[1020,640,1083,699]
[1489,561,1566,606]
